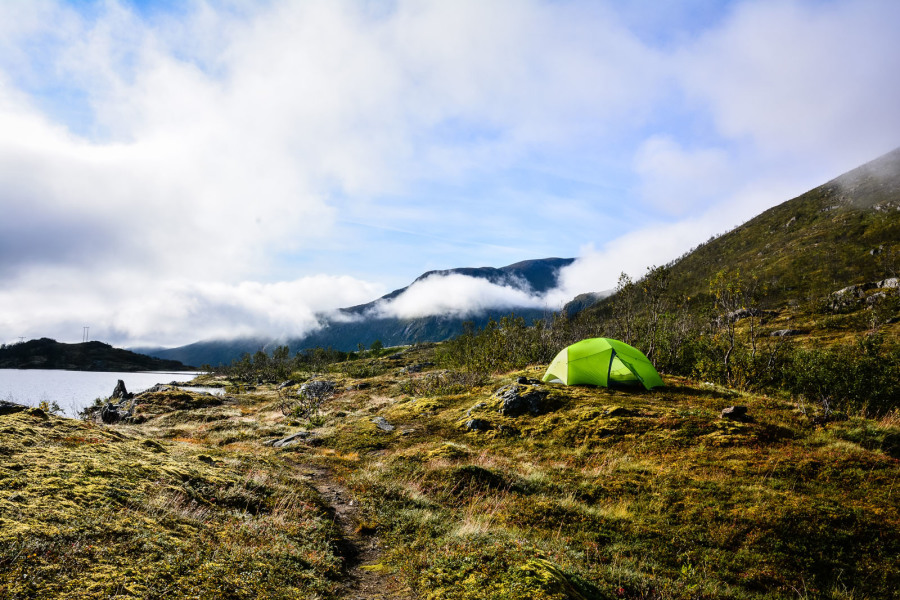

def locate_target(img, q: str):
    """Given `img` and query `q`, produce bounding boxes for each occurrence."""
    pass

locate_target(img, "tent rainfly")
[541,338,664,390]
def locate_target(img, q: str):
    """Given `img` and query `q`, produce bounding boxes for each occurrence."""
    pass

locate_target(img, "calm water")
[0,369,202,416]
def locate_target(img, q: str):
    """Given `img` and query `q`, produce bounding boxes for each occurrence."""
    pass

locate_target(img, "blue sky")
[1,0,898,347]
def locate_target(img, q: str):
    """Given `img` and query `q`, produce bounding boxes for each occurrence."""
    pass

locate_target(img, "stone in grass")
[265,431,312,448]
[372,416,395,432]
[496,384,548,417]
[464,418,492,432]
[720,406,751,422]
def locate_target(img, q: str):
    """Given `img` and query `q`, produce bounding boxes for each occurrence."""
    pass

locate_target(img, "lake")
[0,369,203,416]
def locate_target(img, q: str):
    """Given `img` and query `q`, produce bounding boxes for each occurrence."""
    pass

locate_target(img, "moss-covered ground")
[3,345,899,599]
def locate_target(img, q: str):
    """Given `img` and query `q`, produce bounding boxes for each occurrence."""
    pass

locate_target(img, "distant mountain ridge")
[0,338,194,372]
[136,257,575,366]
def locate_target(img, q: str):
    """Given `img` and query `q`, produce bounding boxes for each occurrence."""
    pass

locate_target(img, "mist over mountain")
[135,258,575,366]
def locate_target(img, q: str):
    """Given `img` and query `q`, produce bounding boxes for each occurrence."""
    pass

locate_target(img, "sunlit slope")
[667,148,900,304]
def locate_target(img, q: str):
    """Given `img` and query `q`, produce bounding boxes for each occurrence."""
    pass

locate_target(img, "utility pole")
[83,326,89,343]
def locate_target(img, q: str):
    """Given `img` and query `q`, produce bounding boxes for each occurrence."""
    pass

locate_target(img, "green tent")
[541,338,664,390]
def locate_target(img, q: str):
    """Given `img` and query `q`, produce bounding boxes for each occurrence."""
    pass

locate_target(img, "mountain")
[137,257,574,366]
[663,147,900,304]
[573,147,900,316]
[0,338,195,371]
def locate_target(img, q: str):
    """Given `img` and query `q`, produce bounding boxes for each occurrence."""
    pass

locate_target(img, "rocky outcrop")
[100,380,135,423]
[495,384,548,417]
[100,401,133,424]
[111,379,133,401]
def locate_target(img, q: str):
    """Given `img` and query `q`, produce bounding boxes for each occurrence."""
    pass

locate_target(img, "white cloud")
[633,136,734,214]
[677,0,900,168]
[373,273,550,319]
[0,0,668,346]
[0,269,383,347]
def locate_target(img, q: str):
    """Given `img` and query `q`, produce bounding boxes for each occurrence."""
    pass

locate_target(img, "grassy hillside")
[665,148,900,305]
[3,347,900,599]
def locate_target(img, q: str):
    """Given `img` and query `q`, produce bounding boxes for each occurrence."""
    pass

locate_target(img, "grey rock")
[866,291,887,305]
[137,383,172,396]
[100,401,133,424]
[770,329,802,337]
[721,405,751,422]
[372,416,395,432]
[265,431,312,448]
[277,380,296,390]
[496,384,548,417]
[404,362,435,374]
[300,380,336,400]
[0,400,28,415]
[828,284,874,311]
[464,418,492,432]
[111,379,133,401]
[877,277,899,289]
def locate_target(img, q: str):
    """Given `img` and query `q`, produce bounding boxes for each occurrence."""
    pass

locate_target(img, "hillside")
[139,258,573,366]
[669,148,899,305]
[0,338,194,371]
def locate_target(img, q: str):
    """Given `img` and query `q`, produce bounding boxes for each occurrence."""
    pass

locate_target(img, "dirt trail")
[302,467,416,600]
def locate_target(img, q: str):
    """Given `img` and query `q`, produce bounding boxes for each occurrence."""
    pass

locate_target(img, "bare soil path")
[302,466,417,600]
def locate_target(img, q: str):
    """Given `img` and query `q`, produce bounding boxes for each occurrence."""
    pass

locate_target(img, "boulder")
[770,329,802,337]
[265,431,312,448]
[277,380,296,390]
[877,277,899,289]
[464,418,492,432]
[100,401,133,424]
[111,380,133,401]
[300,380,336,400]
[496,384,548,417]
[866,291,887,306]
[372,416,395,432]
[721,406,751,422]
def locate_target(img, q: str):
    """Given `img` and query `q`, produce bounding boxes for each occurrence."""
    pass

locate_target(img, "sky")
[1,0,898,348]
